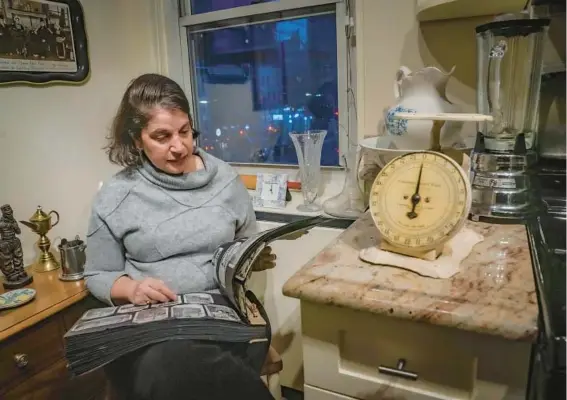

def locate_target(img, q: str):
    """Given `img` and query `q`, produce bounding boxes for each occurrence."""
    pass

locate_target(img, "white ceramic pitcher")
[381,65,463,150]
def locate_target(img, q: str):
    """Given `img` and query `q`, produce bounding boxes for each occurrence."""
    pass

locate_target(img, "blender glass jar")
[476,18,550,152]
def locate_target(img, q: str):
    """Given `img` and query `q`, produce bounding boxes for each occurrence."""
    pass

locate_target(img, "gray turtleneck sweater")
[84,149,257,305]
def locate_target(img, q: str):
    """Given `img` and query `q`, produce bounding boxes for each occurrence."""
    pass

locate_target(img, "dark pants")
[105,340,274,400]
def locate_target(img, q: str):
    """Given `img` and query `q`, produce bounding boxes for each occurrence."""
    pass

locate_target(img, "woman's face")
[137,107,195,174]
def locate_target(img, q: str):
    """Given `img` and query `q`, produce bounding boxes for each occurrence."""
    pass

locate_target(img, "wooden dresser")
[0,269,107,400]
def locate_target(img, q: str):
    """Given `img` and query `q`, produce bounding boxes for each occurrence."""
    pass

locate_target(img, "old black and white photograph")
[171,304,207,319]
[0,0,77,72]
[150,295,182,308]
[71,314,133,333]
[133,308,169,324]
[117,303,149,314]
[235,257,254,283]
[213,238,248,288]
[204,304,241,322]
[183,293,214,305]
[235,286,247,319]
[81,306,117,321]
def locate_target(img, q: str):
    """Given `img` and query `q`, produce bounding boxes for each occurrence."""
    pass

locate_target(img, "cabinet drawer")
[301,302,476,400]
[0,317,64,391]
[3,358,108,400]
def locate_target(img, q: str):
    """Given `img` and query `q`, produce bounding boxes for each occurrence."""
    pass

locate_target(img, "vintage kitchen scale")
[361,112,492,263]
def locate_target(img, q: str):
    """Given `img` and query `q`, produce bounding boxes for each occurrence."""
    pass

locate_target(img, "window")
[190,0,280,15]
[179,0,346,167]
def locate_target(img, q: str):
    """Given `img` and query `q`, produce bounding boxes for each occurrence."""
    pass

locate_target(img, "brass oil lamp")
[20,206,60,273]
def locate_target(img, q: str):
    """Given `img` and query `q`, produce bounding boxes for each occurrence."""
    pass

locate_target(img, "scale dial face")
[369,151,472,251]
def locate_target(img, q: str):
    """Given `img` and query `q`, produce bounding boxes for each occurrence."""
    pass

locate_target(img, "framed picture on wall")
[0,0,89,84]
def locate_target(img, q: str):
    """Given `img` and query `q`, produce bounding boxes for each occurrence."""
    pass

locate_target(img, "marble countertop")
[282,212,538,341]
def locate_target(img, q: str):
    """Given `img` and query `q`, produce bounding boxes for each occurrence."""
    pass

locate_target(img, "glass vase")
[289,130,327,212]
[323,141,365,219]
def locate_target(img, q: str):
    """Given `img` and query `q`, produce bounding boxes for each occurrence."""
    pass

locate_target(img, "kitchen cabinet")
[249,218,344,391]
[416,0,527,22]
[283,213,537,400]
[300,301,529,400]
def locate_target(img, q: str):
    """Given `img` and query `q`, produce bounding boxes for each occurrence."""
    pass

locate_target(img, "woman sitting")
[84,73,275,400]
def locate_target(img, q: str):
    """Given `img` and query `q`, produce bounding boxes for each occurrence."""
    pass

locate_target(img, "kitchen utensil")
[470,18,550,222]
[365,150,472,261]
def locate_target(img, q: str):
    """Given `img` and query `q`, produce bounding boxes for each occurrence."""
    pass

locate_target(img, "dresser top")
[283,212,538,341]
[0,269,87,341]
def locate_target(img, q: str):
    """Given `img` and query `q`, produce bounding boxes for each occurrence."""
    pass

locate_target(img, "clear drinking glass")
[289,130,327,212]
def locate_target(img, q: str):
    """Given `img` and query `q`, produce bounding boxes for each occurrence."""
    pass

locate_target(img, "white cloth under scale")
[359,228,484,279]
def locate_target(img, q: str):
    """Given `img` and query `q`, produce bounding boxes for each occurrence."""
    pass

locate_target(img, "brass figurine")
[0,204,33,289]
[20,206,60,273]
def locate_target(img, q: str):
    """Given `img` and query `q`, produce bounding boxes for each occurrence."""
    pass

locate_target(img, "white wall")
[0,0,161,264]
[354,0,565,143]
[355,0,493,140]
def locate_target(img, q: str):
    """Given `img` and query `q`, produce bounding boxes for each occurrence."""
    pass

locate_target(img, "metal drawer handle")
[13,353,29,369]
[378,358,418,381]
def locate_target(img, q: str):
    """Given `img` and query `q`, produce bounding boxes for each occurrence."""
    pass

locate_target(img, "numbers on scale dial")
[369,151,470,250]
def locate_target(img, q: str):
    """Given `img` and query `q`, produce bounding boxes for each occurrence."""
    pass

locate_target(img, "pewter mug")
[58,235,86,281]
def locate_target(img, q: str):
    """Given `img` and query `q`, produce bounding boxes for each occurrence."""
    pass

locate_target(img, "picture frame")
[253,173,288,209]
[0,0,90,85]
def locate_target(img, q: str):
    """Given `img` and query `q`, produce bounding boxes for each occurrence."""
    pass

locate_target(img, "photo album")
[64,215,333,376]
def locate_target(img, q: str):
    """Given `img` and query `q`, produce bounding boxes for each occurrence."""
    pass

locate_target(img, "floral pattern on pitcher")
[385,106,417,136]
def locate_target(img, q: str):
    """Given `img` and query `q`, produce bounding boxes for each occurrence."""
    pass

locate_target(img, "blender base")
[469,133,540,223]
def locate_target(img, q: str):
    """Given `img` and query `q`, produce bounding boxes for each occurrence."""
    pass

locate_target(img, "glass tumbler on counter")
[289,130,327,212]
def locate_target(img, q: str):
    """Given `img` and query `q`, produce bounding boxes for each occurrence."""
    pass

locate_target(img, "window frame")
[176,0,349,170]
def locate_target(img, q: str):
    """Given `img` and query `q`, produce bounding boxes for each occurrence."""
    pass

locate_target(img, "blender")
[470,18,551,222]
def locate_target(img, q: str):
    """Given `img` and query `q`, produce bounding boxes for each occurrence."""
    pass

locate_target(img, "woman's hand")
[252,246,277,272]
[127,277,177,305]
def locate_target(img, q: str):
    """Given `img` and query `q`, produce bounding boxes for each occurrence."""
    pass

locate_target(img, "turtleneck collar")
[137,148,219,191]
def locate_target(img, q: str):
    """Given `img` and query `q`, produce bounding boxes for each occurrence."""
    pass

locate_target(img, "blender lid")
[476,18,550,36]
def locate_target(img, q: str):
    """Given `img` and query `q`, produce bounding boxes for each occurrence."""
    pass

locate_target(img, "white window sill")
[245,167,348,217]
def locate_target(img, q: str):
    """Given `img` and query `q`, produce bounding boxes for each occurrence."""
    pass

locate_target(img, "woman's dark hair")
[105,73,198,167]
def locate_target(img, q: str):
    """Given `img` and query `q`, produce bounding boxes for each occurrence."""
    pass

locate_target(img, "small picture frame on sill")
[0,0,89,85]
[253,173,288,209]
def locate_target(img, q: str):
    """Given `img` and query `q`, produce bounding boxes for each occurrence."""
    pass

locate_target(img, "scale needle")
[407,163,424,220]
